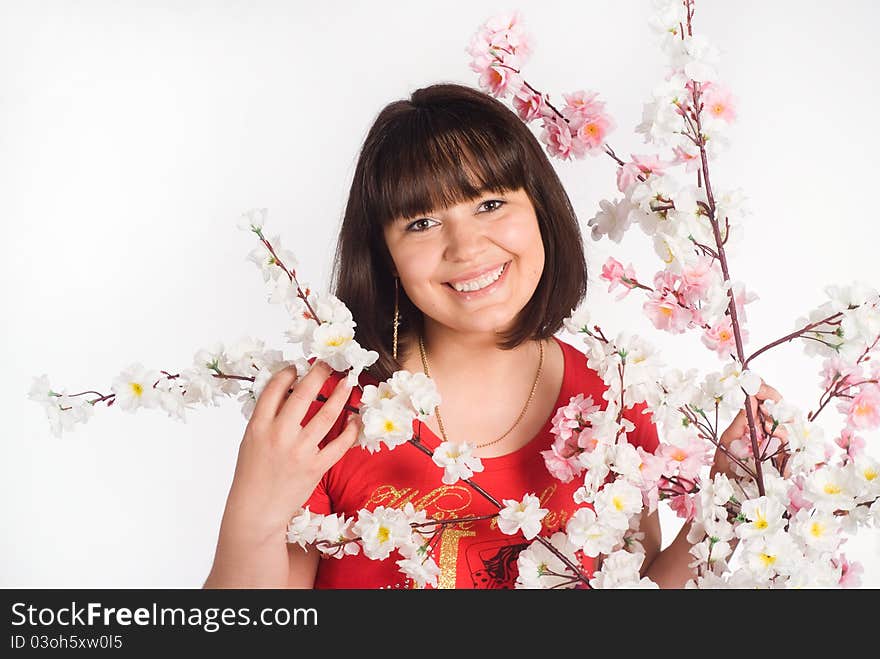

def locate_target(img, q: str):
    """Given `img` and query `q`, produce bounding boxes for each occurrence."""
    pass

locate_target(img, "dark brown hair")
[330,83,587,382]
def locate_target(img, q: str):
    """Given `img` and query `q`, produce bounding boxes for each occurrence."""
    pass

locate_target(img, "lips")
[444,261,511,298]
[445,261,509,286]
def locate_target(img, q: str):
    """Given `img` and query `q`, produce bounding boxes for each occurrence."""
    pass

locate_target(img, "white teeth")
[450,263,506,292]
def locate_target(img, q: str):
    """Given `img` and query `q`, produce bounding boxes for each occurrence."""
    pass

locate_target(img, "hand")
[220,361,361,547]
[713,381,790,480]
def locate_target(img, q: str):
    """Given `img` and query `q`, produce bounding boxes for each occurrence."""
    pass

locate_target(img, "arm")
[203,528,291,589]
[286,543,321,588]
[641,512,698,589]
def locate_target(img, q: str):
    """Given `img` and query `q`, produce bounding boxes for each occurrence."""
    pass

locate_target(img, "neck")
[418,321,539,382]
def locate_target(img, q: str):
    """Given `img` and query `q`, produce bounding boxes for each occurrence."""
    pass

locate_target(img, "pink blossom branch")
[690,80,767,496]
[808,333,879,421]
[679,405,757,479]
[493,63,649,181]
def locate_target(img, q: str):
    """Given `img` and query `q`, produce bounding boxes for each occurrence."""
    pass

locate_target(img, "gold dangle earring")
[392,276,400,360]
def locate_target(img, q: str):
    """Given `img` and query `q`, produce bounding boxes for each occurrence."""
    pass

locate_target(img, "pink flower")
[541,450,581,483]
[643,291,694,334]
[576,114,615,151]
[468,11,533,75]
[559,90,615,153]
[550,393,599,444]
[540,115,586,160]
[512,87,546,122]
[680,256,716,304]
[787,476,812,514]
[834,556,864,588]
[835,429,866,458]
[561,90,601,119]
[616,154,667,194]
[543,393,601,481]
[485,11,533,62]
[731,281,759,323]
[660,437,709,480]
[600,257,640,301]
[845,385,880,430]
[667,493,696,520]
[820,356,859,390]
[701,316,737,358]
[478,64,523,98]
[701,81,737,123]
[671,145,701,172]
[637,447,667,485]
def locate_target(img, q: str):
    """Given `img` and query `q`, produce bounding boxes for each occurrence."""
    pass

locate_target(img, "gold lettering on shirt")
[438,528,476,589]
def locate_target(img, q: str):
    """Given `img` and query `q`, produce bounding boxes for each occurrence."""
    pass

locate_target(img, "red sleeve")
[623,400,660,454]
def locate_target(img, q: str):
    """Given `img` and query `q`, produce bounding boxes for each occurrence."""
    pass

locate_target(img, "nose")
[443,218,489,263]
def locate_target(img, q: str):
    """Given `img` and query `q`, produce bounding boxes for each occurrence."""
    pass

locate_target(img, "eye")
[405,218,439,233]
[479,199,505,213]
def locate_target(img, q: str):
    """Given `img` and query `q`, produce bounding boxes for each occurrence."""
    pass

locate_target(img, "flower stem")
[690,80,766,496]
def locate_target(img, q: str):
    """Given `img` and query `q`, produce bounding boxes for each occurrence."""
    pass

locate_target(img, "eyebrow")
[395,190,507,223]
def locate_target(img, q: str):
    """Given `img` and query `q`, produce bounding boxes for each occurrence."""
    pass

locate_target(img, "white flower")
[589,549,654,589]
[718,362,761,397]
[497,493,549,540]
[741,531,801,580]
[111,363,162,412]
[736,496,787,540]
[341,341,379,386]
[315,514,360,558]
[575,445,613,504]
[790,509,842,554]
[611,442,643,482]
[360,398,415,453]
[588,198,635,243]
[432,441,484,485]
[804,465,858,513]
[668,34,720,82]
[308,322,356,371]
[689,537,731,569]
[237,207,267,232]
[352,506,412,561]
[852,454,880,501]
[515,532,580,589]
[314,294,355,326]
[286,507,322,548]
[594,480,643,530]
[396,555,441,589]
[388,371,441,418]
[700,472,735,509]
[563,305,592,336]
[566,507,619,557]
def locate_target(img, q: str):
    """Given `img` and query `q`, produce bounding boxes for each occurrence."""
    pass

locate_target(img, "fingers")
[250,365,302,428]
[754,382,781,404]
[296,373,354,447]
[275,360,337,434]
[317,413,361,471]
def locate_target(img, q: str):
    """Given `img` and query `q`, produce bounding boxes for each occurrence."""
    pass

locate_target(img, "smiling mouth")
[443,261,511,294]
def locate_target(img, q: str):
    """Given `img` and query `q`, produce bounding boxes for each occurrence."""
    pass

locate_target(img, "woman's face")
[383,186,545,338]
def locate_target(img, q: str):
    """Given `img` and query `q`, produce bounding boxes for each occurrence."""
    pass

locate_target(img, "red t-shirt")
[301,335,660,589]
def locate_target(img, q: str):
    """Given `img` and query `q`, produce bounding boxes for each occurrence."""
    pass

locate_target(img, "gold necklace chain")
[418,335,544,449]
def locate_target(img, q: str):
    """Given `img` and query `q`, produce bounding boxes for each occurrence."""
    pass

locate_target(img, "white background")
[2,0,878,587]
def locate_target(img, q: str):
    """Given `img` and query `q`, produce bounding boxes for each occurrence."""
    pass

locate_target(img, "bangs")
[365,108,528,226]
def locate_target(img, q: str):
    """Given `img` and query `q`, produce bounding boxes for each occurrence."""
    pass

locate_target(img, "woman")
[203,83,781,589]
